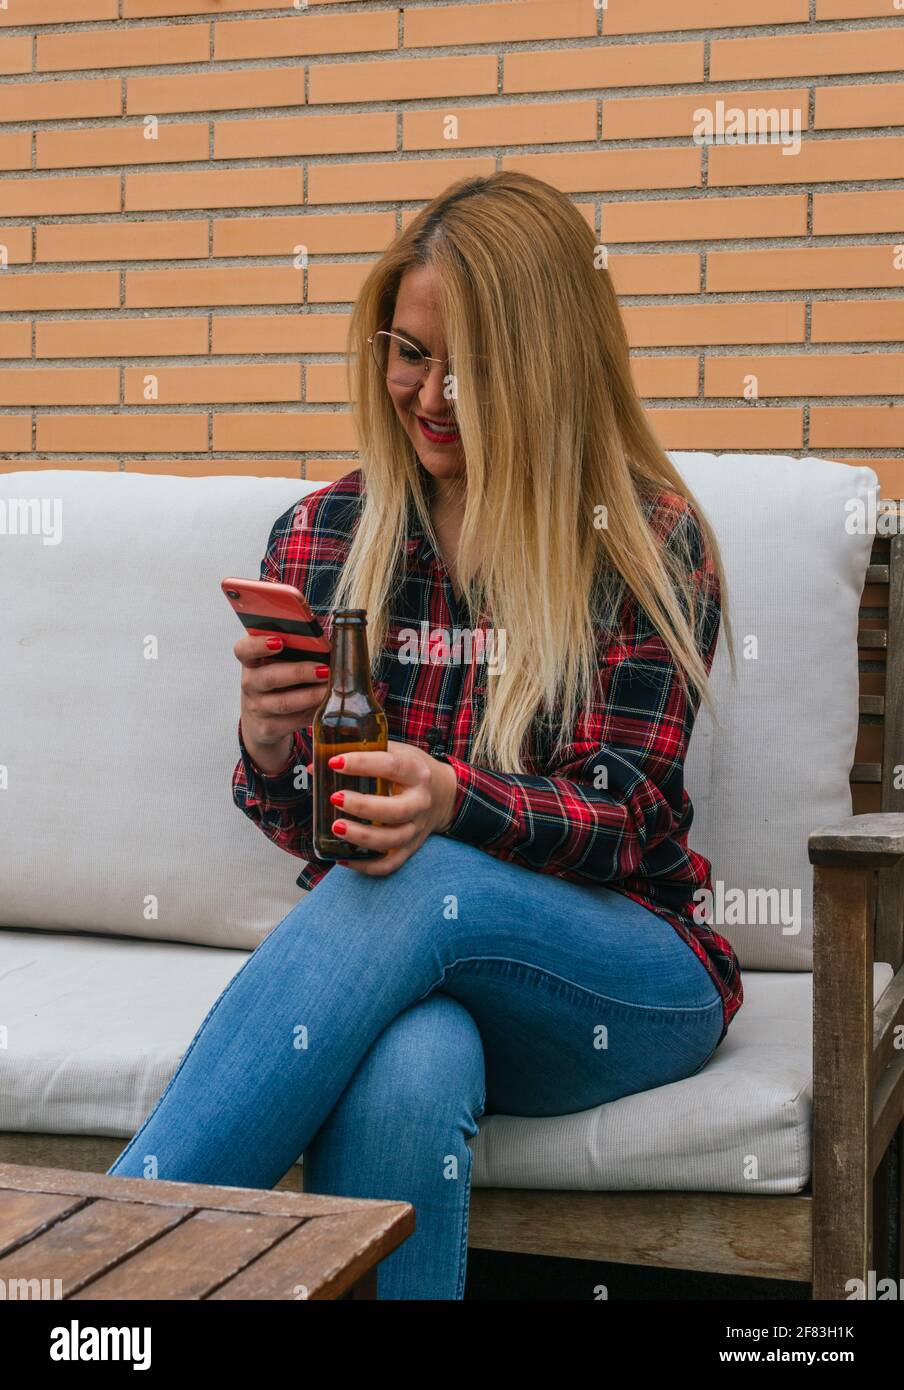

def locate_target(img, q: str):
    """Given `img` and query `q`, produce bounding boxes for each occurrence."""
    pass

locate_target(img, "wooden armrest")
[808,812,904,868]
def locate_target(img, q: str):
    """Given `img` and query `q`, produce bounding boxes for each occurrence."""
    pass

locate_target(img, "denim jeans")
[106,833,724,1299]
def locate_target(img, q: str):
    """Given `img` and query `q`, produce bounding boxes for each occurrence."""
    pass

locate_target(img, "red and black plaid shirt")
[233,467,743,1041]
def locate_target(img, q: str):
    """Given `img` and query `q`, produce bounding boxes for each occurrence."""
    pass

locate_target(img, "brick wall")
[0,0,902,493]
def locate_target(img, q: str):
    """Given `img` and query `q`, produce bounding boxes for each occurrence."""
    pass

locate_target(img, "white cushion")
[0,470,316,950]
[670,453,877,970]
[0,928,892,1194]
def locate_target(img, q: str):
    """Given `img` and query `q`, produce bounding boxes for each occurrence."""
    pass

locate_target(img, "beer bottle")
[312,608,390,861]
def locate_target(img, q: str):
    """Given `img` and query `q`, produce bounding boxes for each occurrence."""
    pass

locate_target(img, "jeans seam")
[424,952,724,1021]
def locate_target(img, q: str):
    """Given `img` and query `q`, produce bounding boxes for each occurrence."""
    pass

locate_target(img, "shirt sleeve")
[231,521,317,864]
[435,498,722,884]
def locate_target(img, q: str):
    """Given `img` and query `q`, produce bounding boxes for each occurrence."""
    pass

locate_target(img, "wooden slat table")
[0,1163,414,1300]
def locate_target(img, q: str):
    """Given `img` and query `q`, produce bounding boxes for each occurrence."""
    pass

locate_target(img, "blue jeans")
[106,833,724,1299]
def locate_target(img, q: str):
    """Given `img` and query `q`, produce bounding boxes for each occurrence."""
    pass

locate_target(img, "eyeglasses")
[368,330,457,389]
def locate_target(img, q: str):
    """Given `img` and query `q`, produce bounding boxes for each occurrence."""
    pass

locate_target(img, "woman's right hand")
[234,634,329,771]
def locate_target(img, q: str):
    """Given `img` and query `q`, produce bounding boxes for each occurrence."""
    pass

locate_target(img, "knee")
[339,994,486,1131]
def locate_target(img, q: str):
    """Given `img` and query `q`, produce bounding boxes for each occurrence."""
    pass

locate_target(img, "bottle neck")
[330,622,373,696]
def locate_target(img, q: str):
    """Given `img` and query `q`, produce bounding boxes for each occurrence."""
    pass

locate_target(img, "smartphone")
[221,576,331,665]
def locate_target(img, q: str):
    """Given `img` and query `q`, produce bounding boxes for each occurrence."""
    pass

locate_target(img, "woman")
[107,172,743,1300]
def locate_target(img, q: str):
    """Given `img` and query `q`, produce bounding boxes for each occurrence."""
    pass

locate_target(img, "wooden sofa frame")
[2,534,902,1300]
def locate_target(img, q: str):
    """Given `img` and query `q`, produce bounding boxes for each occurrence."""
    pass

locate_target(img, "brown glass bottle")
[312,608,390,861]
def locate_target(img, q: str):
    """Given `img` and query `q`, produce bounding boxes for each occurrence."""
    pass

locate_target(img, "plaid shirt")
[232,468,743,1041]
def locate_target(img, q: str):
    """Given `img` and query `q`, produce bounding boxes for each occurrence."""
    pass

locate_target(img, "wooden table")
[0,1163,414,1300]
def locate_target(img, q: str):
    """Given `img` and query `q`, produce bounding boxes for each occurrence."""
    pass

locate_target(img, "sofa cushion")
[0,470,316,950]
[0,928,892,1194]
[670,453,877,970]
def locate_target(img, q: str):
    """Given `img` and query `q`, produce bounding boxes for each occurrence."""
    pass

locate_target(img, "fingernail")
[328,755,345,769]
[330,791,344,806]
[315,664,329,678]
[265,637,283,650]
[332,820,347,835]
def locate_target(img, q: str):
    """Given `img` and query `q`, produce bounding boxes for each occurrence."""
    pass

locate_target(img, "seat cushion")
[0,929,892,1194]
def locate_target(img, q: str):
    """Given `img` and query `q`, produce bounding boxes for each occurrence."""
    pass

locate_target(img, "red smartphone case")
[222,577,331,663]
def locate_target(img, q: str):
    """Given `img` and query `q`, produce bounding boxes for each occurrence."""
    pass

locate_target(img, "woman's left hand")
[306,739,459,876]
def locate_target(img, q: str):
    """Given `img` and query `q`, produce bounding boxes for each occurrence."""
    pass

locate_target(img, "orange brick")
[603,193,806,242]
[0,367,118,405]
[708,246,903,292]
[37,25,211,73]
[704,353,904,397]
[37,413,208,452]
[0,458,121,473]
[404,0,596,47]
[0,77,120,123]
[127,168,304,211]
[811,301,904,344]
[810,407,904,449]
[0,322,32,358]
[0,271,118,311]
[211,314,350,355]
[126,266,304,309]
[602,0,807,32]
[609,253,700,295]
[404,101,597,151]
[37,317,209,359]
[0,175,120,217]
[815,0,902,15]
[124,364,301,403]
[0,131,31,170]
[0,0,117,21]
[0,37,31,76]
[503,148,701,193]
[646,407,802,449]
[0,226,33,264]
[603,89,806,141]
[308,157,494,205]
[624,302,806,346]
[123,458,302,479]
[835,458,904,499]
[307,263,373,304]
[0,417,32,451]
[215,112,395,160]
[710,136,904,188]
[304,458,358,482]
[37,123,209,170]
[124,0,291,13]
[505,43,703,94]
[816,82,904,131]
[214,12,397,61]
[310,56,496,104]
[128,68,304,116]
[630,356,699,398]
[306,364,349,403]
[212,212,393,258]
[814,191,904,235]
[710,29,904,81]
[213,412,355,451]
[37,220,208,263]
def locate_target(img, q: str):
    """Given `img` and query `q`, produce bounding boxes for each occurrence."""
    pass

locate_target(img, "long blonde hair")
[332,171,735,774]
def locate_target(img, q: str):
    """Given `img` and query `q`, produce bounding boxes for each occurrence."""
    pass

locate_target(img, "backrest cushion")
[672,453,878,970]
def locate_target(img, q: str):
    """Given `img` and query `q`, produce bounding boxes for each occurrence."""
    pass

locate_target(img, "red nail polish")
[265,637,283,650]
[330,791,344,806]
[332,820,347,835]
[328,755,345,769]
[315,665,329,678]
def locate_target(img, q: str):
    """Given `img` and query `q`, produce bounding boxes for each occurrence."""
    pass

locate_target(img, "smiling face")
[383,264,466,484]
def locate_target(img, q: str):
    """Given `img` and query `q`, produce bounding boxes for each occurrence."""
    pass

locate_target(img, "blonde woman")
[108,172,744,1300]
